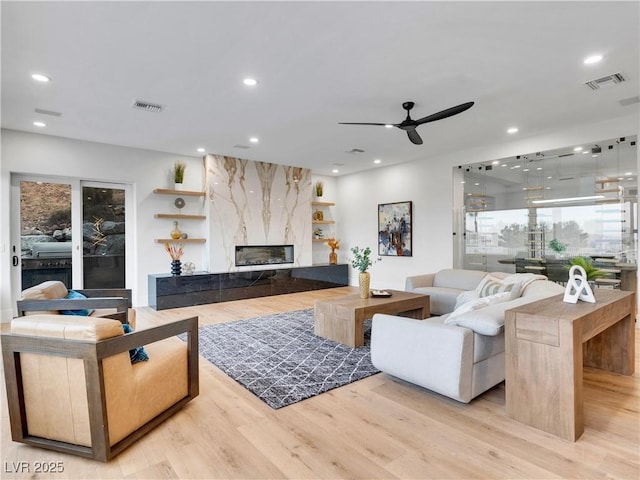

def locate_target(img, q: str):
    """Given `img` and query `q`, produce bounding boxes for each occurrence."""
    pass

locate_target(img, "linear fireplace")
[235,244,294,267]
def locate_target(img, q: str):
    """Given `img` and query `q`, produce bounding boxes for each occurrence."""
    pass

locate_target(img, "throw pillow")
[454,289,479,310]
[60,290,95,316]
[476,276,522,300]
[446,291,511,320]
[122,323,149,363]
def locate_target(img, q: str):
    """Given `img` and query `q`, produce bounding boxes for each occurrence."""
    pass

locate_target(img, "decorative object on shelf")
[563,265,596,303]
[174,160,186,189]
[313,227,324,239]
[170,220,183,239]
[378,201,412,256]
[350,246,380,299]
[174,197,185,210]
[315,181,323,197]
[181,232,188,239]
[326,238,339,265]
[313,209,324,221]
[164,242,184,276]
[183,261,195,275]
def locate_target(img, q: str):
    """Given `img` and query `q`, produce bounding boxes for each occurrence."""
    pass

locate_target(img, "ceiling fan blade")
[407,129,423,145]
[338,122,390,126]
[414,101,474,125]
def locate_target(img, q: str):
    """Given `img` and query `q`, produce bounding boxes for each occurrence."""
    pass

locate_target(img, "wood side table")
[505,289,635,441]
[314,290,430,347]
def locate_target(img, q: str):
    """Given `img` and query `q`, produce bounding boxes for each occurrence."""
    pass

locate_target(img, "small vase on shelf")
[171,260,182,276]
[170,221,182,239]
[329,250,338,265]
[174,182,184,191]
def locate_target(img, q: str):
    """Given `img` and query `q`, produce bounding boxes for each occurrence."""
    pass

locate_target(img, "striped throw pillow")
[476,276,521,300]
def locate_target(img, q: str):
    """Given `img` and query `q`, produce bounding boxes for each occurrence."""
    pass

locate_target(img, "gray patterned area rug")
[191,308,379,409]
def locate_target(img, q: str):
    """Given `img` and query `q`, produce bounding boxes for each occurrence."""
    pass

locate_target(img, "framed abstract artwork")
[378,201,412,256]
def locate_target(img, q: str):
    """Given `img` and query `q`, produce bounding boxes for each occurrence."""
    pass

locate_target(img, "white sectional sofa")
[371,269,564,403]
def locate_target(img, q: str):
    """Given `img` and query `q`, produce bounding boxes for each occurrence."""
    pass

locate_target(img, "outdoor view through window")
[455,135,637,278]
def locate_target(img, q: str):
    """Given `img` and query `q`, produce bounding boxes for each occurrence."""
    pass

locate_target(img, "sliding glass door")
[11,175,132,307]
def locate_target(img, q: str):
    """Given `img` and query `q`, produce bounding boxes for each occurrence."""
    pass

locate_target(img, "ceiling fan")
[339,101,474,145]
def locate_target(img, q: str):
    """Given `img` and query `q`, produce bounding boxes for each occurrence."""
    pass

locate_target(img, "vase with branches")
[326,238,339,264]
[350,246,380,298]
[164,242,184,276]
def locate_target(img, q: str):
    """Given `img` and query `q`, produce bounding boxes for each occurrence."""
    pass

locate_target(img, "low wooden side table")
[314,290,430,347]
[505,289,635,441]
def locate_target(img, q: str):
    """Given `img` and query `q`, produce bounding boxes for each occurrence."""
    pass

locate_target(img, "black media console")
[148,264,349,310]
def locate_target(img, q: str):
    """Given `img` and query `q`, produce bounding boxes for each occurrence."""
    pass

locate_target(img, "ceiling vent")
[585,73,626,90]
[233,144,250,149]
[345,148,365,154]
[619,95,640,106]
[131,100,164,113]
[34,108,62,117]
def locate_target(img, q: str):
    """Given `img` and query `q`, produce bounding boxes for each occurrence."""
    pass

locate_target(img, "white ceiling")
[2,1,639,176]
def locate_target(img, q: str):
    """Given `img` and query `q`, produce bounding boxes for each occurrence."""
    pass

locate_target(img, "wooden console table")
[505,289,635,441]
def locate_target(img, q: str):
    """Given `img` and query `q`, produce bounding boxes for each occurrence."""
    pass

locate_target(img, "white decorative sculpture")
[563,265,596,304]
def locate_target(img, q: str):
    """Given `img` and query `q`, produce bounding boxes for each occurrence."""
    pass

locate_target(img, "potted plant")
[174,160,186,189]
[350,246,379,298]
[549,238,567,256]
[566,256,605,287]
[315,181,323,197]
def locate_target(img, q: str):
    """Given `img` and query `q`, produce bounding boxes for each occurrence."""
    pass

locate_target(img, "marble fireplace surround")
[205,154,312,272]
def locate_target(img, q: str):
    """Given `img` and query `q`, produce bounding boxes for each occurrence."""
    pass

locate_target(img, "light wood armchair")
[2,314,199,461]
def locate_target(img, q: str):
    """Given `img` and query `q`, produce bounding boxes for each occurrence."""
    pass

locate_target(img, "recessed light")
[536,167,542,171]
[474,182,480,186]
[507,127,518,134]
[460,181,466,184]
[584,54,603,65]
[384,124,393,129]
[574,146,583,152]
[373,159,381,164]
[492,160,500,165]
[523,168,530,172]
[249,137,259,143]
[625,172,633,176]
[243,78,258,86]
[31,73,51,82]
[332,169,339,173]
[33,121,46,127]
[547,176,553,179]
[196,147,206,153]
[501,164,507,167]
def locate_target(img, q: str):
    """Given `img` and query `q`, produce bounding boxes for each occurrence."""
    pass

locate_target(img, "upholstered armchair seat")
[2,314,198,461]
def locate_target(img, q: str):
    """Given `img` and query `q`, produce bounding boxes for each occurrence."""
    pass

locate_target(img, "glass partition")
[454,135,637,276]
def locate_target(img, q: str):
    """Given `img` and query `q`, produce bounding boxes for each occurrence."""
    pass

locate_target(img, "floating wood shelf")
[312,238,335,243]
[154,213,206,220]
[153,188,205,197]
[312,220,335,224]
[154,238,206,244]
[312,201,335,207]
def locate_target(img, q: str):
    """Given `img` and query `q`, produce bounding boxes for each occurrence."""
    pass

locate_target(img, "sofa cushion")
[433,269,487,291]
[446,291,511,320]
[473,330,505,363]
[413,286,462,316]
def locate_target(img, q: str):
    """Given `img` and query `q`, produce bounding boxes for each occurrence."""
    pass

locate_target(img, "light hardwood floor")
[2,287,639,479]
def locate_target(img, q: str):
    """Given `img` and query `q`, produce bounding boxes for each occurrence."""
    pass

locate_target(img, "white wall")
[337,114,639,291]
[0,129,203,319]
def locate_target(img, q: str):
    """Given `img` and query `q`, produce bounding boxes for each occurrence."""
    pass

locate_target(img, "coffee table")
[314,290,430,347]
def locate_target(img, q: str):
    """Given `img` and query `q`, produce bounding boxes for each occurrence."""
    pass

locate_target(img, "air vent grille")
[34,108,62,117]
[585,73,626,90]
[233,144,250,149]
[131,100,164,113]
